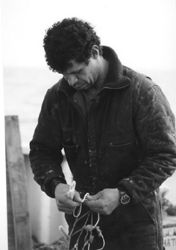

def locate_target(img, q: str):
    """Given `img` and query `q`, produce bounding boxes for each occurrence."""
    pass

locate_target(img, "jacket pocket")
[104,132,136,145]
[102,133,139,185]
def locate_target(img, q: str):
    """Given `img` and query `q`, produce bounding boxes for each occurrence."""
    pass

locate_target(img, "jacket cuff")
[47,178,66,198]
[117,178,139,205]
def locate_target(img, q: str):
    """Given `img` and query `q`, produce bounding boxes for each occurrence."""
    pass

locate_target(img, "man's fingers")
[85,198,104,209]
[86,192,102,201]
[73,191,83,203]
[57,200,79,214]
[57,205,73,214]
[57,198,80,208]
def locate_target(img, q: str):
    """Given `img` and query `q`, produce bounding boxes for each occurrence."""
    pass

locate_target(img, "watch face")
[121,193,130,205]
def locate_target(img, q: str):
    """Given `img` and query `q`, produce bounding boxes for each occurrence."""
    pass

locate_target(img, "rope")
[59,183,105,250]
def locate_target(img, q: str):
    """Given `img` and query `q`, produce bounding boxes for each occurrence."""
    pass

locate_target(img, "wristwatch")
[119,190,130,205]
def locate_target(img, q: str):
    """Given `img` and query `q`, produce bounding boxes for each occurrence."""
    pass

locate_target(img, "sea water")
[3,67,61,147]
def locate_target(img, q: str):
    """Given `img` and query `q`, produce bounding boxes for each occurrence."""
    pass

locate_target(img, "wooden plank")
[6,161,16,250]
[5,116,32,250]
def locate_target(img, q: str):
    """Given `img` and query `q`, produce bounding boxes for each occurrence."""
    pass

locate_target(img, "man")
[29,17,176,249]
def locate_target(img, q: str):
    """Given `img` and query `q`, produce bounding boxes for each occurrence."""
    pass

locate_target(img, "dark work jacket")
[29,46,176,248]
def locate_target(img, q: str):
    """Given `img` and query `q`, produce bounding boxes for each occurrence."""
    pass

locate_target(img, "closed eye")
[75,69,82,74]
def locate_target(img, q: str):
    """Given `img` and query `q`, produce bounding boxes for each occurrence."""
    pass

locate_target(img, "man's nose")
[65,74,78,87]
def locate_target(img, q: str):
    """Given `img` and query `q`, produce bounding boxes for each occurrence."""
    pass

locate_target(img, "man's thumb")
[74,191,83,203]
[86,192,101,201]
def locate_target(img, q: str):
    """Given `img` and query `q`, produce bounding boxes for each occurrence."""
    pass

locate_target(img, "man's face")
[62,56,100,91]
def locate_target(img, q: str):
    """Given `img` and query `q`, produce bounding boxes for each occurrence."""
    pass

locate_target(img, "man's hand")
[55,183,82,214]
[84,188,120,215]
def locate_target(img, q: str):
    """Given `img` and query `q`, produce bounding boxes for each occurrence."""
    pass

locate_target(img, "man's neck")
[96,58,109,90]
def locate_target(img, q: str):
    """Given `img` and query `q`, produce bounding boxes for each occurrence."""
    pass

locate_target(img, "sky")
[1,0,176,70]
[0,0,176,248]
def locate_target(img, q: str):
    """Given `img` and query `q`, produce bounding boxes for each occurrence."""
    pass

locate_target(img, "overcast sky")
[0,1,176,247]
[1,0,176,70]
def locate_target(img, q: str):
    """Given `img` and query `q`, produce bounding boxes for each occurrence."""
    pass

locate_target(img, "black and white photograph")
[1,0,176,249]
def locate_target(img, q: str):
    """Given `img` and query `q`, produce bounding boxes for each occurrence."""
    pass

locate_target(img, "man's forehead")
[64,60,83,74]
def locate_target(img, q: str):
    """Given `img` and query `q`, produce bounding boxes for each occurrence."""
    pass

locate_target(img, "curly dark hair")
[43,17,101,72]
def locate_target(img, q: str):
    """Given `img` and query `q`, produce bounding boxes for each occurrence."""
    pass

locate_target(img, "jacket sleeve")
[118,79,176,203]
[29,88,66,198]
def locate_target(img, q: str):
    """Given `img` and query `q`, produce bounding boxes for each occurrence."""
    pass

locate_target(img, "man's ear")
[91,45,100,59]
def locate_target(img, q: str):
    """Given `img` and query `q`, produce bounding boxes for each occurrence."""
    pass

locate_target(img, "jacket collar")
[57,46,131,97]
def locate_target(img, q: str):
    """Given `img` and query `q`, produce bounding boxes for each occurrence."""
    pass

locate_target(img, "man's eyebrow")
[70,70,79,74]
[69,68,81,74]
